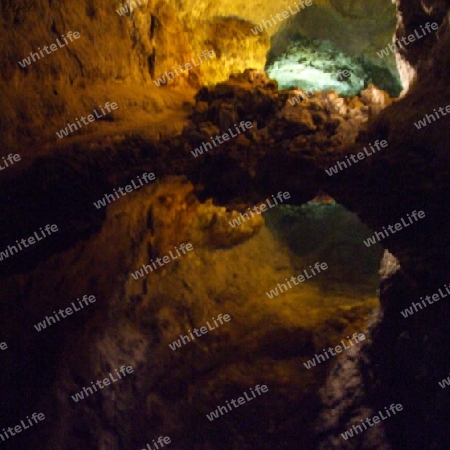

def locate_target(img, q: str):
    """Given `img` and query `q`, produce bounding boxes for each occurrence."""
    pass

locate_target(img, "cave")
[1,0,450,449]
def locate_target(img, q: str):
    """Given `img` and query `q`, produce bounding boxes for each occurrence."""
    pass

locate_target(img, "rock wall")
[0,0,195,151]
[393,0,449,90]
[0,0,399,155]
[0,172,379,449]
[314,0,450,447]
[0,68,389,448]
[0,0,269,153]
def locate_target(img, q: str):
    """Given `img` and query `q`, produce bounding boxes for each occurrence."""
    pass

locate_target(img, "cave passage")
[1,0,450,448]
[264,200,383,293]
[264,0,402,96]
[265,35,402,96]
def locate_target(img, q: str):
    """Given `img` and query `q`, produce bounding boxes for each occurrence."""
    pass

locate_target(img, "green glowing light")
[266,36,401,96]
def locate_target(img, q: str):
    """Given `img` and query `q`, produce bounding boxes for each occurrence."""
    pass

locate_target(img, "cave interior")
[1,0,450,449]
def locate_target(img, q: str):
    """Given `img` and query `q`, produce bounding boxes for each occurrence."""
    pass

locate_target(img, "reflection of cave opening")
[264,198,383,295]
[181,196,384,449]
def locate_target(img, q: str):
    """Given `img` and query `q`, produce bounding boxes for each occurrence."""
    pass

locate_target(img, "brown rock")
[277,106,317,133]
[360,83,392,108]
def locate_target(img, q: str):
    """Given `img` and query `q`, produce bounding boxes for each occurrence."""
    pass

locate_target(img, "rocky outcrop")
[0,0,196,151]
[1,70,393,275]
[0,68,390,449]
[187,17,270,86]
[393,0,448,90]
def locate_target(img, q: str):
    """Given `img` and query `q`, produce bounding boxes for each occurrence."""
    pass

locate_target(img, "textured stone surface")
[0,174,379,449]
[1,0,450,448]
[0,0,398,155]
[312,2,450,447]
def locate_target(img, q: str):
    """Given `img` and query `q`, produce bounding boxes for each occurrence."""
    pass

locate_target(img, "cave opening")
[264,1,402,96]
[265,34,402,96]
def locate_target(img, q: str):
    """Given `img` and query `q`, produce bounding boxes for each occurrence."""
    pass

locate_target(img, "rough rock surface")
[0,175,379,449]
[0,67,388,449]
[0,0,397,155]
[1,0,450,449]
[312,1,450,448]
